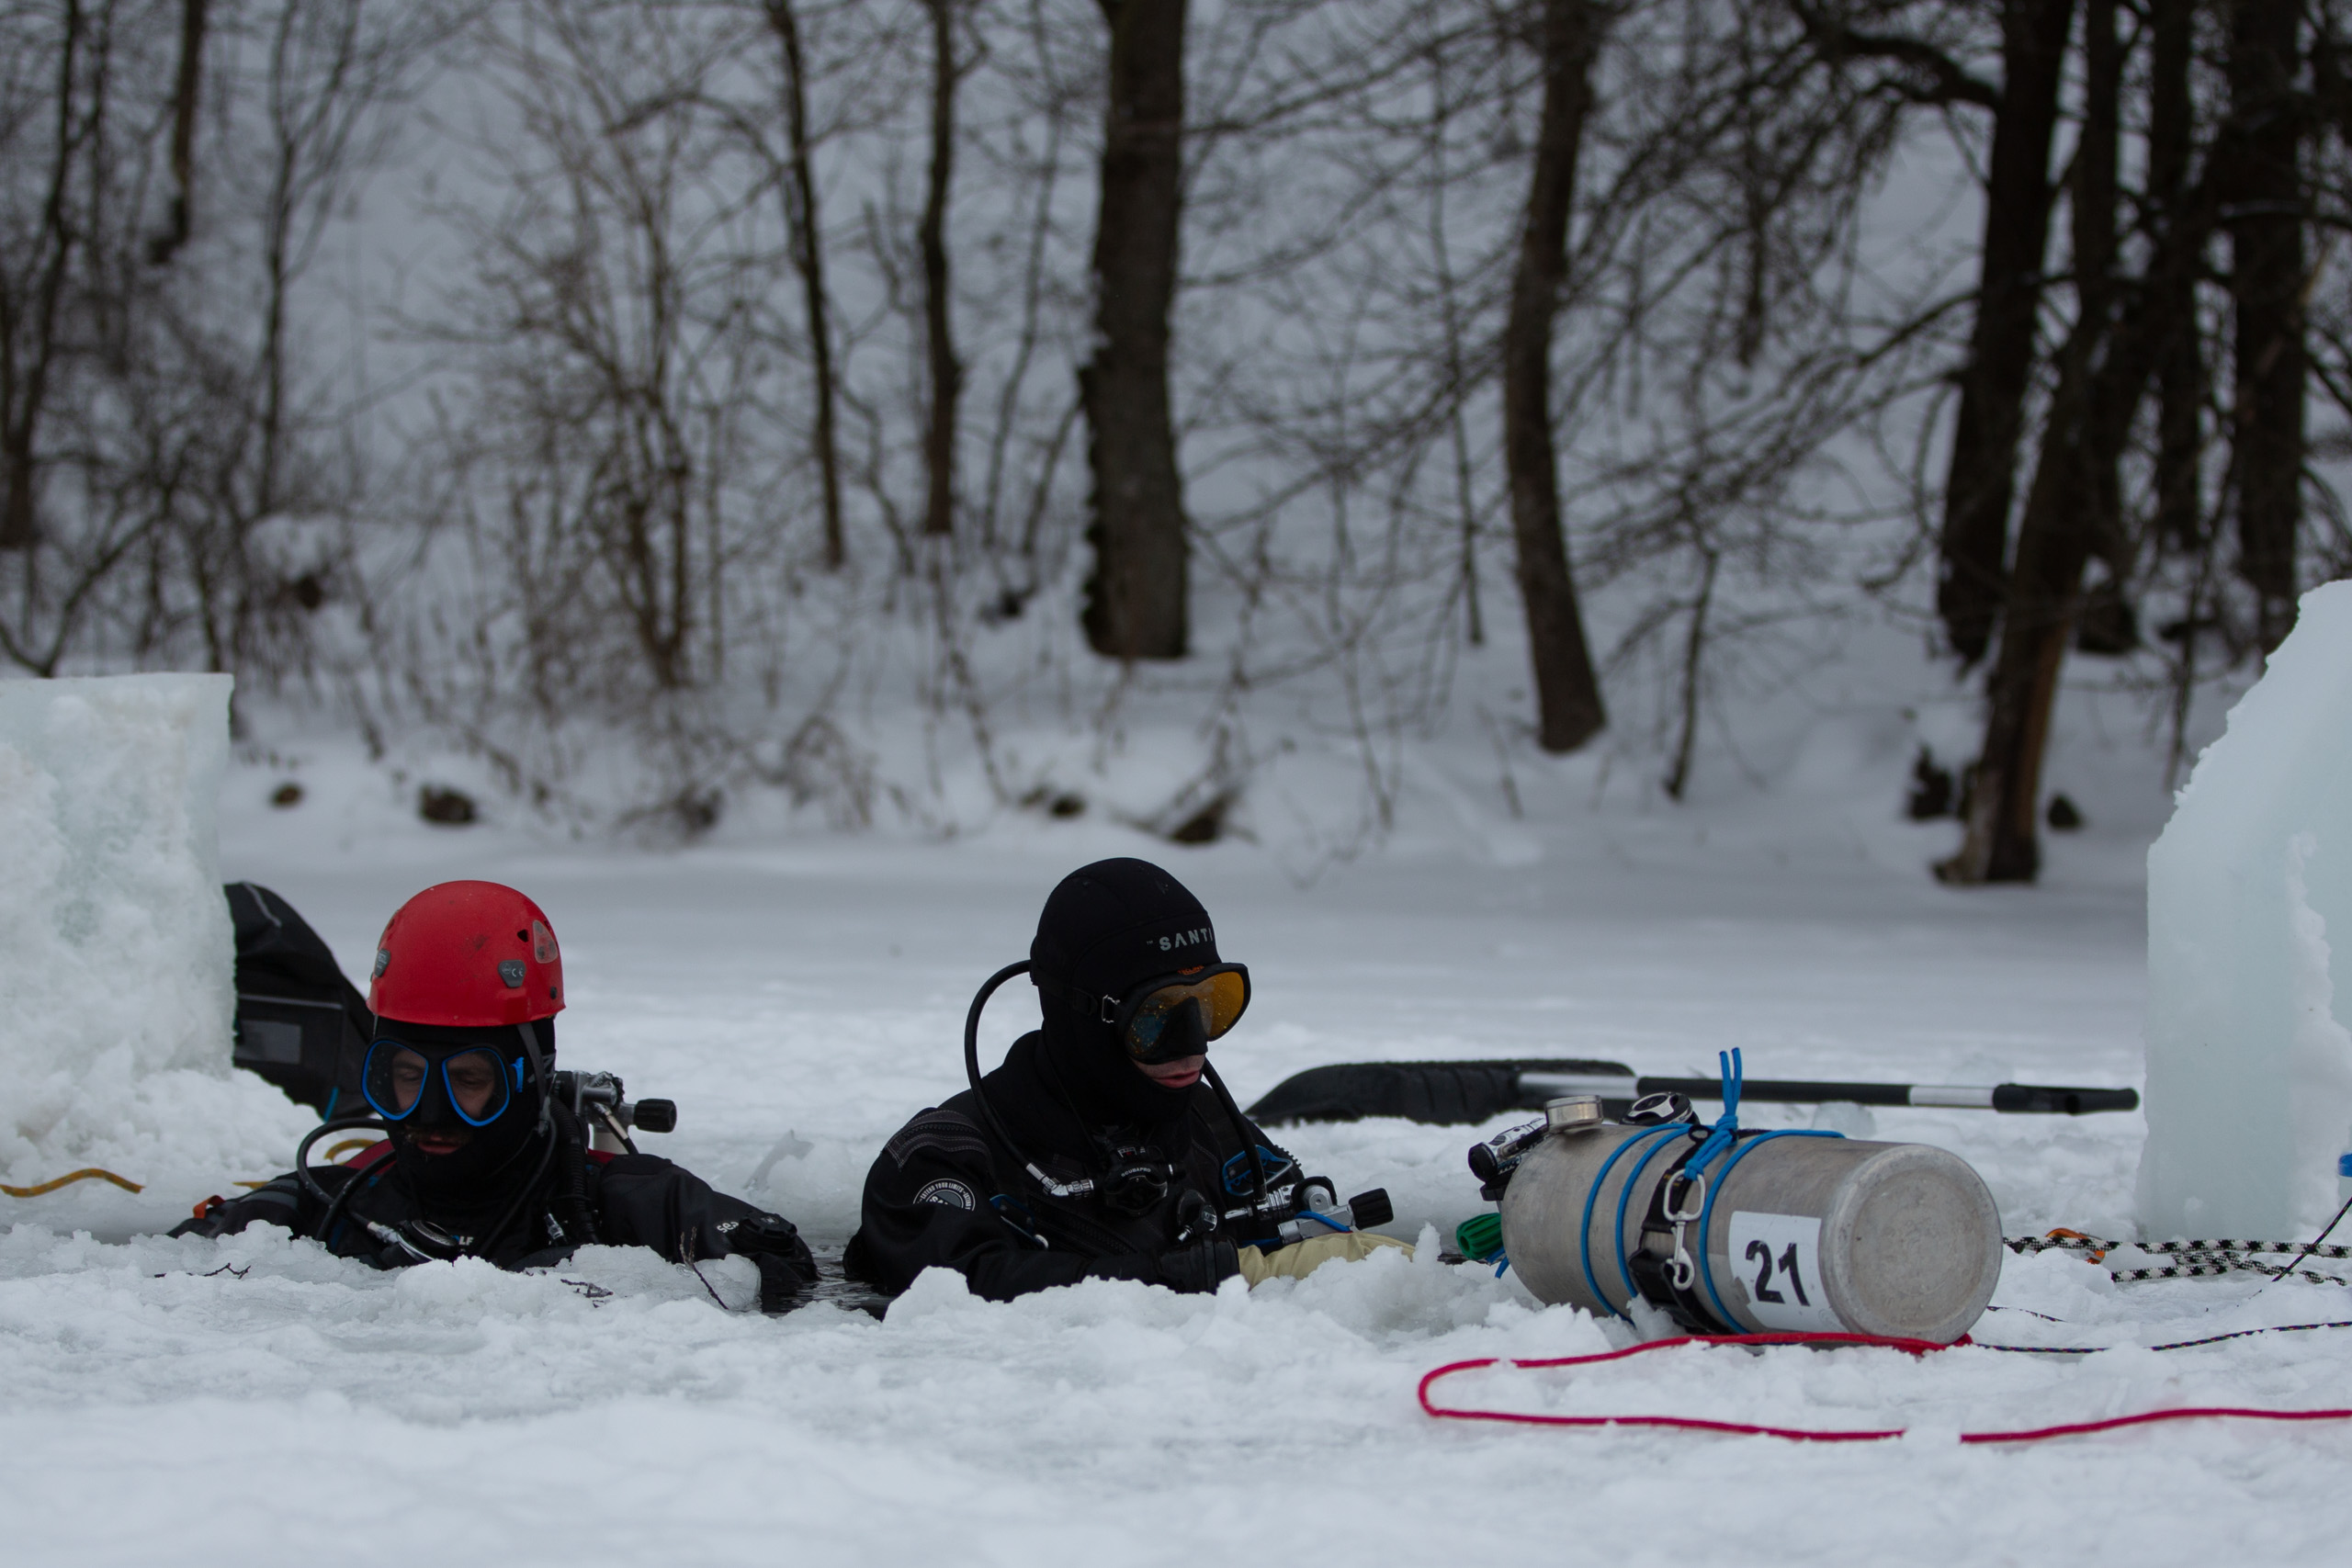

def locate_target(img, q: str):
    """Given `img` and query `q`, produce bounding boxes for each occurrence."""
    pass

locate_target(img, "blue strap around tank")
[1692,1127,1844,1329]
[1576,1122,1685,1318]
[1583,1047,1750,1319]
[1575,1048,1850,1330]
[1669,1049,1848,1333]
[1681,1048,1747,1185]
[1609,1128,1693,1309]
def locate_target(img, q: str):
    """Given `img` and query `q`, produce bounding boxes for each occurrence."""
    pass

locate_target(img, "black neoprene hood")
[1027,858,1225,1125]
[1030,858,1219,1001]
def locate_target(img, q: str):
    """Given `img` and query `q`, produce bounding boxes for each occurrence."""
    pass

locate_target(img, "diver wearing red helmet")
[177,882,816,1305]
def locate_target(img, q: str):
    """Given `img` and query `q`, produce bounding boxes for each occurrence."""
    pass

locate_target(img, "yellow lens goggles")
[1117,965,1250,1062]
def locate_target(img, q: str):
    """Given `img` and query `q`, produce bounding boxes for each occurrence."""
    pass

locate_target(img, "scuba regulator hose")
[964,962,1080,1198]
[962,962,1274,1218]
[296,1115,394,1249]
[1199,1060,1272,1213]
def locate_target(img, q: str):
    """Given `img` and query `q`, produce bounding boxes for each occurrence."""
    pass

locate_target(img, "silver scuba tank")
[1496,1101,2002,1345]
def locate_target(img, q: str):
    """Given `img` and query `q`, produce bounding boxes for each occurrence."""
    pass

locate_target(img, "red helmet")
[368,881,566,1027]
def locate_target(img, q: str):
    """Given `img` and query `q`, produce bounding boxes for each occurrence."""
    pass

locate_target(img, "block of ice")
[2138,581,2352,1240]
[0,674,308,1190]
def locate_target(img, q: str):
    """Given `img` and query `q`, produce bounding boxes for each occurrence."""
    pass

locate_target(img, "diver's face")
[381,1046,500,1155]
[1134,1055,1205,1089]
[443,1053,501,1119]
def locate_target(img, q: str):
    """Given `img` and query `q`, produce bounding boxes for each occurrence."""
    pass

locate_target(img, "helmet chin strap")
[467,1018,558,1257]
[516,1020,552,1134]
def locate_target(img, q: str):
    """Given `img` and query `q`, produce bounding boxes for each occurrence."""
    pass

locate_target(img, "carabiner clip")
[1663,1172,1705,1292]
[1667,1246,1696,1291]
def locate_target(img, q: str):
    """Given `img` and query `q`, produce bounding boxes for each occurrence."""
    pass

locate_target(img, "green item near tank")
[1455,1212,1504,1262]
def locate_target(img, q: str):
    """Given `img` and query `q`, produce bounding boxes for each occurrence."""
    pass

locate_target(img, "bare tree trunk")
[2148,0,2203,556]
[1944,0,2121,885]
[920,0,961,539]
[149,0,209,266]
[2227,0,2305,652]
[256,0,317,525]
[976,0,1068,567]
[1501,0,1606,753]
[1662,544,1717,801]
[1428,39,1483,649]
[1935,0,2075,665]
[1080,0,1188,660]
[764,0,845,570]
[3,1,92,553]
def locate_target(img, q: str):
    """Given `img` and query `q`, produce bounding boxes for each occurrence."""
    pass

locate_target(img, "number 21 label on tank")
[1724,1212,1841,1332]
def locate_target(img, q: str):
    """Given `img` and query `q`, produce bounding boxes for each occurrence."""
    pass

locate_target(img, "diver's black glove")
[1154,1236,1240,1294]
[723,1211,820,1312]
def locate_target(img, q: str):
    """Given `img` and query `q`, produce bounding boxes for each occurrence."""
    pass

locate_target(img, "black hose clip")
[1173,1188,1218,1245]
[368,1218,469,1266]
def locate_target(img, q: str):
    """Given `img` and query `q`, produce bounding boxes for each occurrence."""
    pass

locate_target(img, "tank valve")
[552,1069,677,1152]
[1625,1091,1699,1127]
[1544,1094,1606,1134]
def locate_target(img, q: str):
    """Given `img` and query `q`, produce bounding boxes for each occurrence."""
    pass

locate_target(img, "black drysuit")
[845,1031,1295,1301]
[174,1140,817,1296]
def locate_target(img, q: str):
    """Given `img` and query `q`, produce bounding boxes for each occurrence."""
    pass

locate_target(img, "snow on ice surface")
[6,704,2352,1565]
[2139,581,2352,1239]
[0,675,313,1196]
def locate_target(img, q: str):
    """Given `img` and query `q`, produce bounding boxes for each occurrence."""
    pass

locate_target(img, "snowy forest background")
[6,0,2352,880]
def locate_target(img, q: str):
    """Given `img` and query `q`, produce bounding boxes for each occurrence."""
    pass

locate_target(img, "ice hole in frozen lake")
[2138,580,2352,1239]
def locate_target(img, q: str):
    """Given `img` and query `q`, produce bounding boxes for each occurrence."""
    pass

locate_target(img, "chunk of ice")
[0,675,307,1188]
[2137,582,2352,1239]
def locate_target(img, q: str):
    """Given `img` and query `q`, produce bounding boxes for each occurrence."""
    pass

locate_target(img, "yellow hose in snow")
[0,1168,145,1198]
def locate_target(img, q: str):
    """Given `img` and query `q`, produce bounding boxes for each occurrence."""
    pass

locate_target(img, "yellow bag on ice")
[1236,1231,1411,1286]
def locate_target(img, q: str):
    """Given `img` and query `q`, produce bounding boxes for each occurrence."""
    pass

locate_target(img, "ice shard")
[0,674,238,1176]
[2138,581,2352,1239]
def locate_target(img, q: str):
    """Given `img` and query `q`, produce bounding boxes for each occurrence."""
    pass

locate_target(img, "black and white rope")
[2108,1260,2352,1287]
[2004,1233,2352,1288]
[1973,1317,2352,1355]
[2007,1234,2352,1260]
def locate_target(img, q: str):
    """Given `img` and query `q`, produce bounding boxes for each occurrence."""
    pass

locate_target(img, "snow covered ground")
[6,705,2351,1565]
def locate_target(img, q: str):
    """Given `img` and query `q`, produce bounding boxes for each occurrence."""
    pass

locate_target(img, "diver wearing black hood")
[845,859,1302,1300]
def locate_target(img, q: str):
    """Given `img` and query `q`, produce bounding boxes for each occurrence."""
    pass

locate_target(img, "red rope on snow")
[1963,1407,2352,1444]
[1416,1331,2352,1444]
